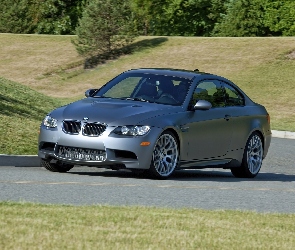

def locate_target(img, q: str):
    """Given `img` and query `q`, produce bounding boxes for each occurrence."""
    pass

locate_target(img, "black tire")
[231,132,263,178]
[149,131,179,179]
[41,159,74,173]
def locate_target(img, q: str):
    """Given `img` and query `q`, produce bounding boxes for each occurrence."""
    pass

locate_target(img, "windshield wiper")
[121,97,150,102]
[92,95,108,98]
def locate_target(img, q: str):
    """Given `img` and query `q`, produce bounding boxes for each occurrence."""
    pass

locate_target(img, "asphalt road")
[0,138,294,213]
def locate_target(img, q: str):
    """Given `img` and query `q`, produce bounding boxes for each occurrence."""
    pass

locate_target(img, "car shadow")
[171,170,295,183]
[67,168,295,182]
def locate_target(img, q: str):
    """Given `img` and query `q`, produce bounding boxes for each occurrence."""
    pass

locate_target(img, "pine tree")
[73,0,136,59]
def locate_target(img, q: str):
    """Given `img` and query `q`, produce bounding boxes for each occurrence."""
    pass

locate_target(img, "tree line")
[1,0,294,36]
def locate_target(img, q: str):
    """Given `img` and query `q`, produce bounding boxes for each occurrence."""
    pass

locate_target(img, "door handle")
[224,115,231,121]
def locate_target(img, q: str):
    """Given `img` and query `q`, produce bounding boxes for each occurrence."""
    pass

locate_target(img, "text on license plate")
[57,146,106,161]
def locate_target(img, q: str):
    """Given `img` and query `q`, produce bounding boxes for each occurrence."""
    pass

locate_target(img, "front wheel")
[41,159,74,173]
[231,132,263,178]
[149,131,179,179]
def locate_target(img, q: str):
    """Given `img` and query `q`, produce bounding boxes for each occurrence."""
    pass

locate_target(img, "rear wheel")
[231,132,263,178]
[41,159,74,172]
[149,131,179,179]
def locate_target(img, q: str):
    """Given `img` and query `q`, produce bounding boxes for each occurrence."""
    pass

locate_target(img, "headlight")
[43,115,57,128]
[114,125,150,136]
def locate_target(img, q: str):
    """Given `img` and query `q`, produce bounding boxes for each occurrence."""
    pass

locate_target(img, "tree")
[264,0,295,36]
[73,0,137,59]
[131,0,153,35]
[0,0,36,33]
[131,0,170,35]
[131,0,229,36]
[163,0,208,36]
[212,0,270,36]
[0,0,86,34]
[166,0,223,36]
[34,0,86,35]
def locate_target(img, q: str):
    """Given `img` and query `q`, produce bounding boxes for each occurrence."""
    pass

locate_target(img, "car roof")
[126,68,211,80]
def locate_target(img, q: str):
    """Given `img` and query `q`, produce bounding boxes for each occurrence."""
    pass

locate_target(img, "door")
[181,80,233,160]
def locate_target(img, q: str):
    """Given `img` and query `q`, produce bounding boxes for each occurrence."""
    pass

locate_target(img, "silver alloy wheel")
[152,133,179,177]
[246,134,263,174]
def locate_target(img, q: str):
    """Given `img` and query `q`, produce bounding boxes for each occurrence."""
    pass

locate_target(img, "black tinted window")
[223,82,245,106]
[192,80,225,108]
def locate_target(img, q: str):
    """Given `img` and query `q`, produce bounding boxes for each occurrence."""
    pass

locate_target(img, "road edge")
[271,130,295,140]
[0,155,40,167]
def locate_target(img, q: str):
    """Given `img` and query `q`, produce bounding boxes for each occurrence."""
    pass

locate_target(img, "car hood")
[50,98,182,126]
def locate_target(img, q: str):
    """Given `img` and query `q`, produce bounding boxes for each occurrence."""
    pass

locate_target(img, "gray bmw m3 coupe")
[38,68,271,179]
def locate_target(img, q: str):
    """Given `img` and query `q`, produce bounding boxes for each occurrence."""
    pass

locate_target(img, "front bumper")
[38,125,162,169]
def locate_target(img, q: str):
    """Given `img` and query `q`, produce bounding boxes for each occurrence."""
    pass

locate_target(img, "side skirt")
[178,159,241,169]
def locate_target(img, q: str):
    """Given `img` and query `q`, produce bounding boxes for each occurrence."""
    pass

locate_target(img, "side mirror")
[85,89,98,97]
[193,100,212,110]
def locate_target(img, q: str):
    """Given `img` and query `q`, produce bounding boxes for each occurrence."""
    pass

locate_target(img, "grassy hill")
[0,77,69,154]
[0,34,295,154]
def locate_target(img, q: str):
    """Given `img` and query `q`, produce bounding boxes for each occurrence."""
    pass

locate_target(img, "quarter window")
[223,82,245,106]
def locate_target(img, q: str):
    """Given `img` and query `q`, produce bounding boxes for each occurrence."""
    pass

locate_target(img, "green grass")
[0,77,71,154]
[0,202,294,250]
[233,59,295,131]
[1,34,295,154]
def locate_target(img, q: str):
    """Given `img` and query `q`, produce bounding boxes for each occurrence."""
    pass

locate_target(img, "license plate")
[56,146,106,161]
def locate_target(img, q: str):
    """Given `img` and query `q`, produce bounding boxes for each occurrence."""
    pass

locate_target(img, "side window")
[223,82,245,106]
[173,79,190,104]
[191,80,225,108]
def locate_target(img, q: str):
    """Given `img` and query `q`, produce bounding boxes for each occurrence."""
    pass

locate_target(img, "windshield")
[94,72,191,106]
